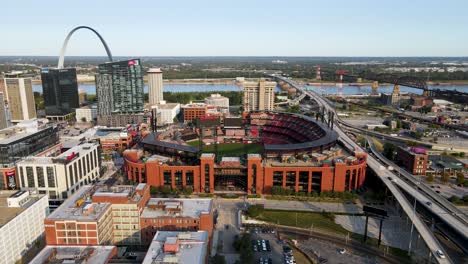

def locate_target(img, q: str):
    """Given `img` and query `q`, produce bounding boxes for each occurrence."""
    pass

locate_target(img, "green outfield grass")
[201,143,263,157]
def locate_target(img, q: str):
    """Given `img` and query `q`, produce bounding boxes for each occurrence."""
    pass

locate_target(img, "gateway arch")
[57,26,113,68]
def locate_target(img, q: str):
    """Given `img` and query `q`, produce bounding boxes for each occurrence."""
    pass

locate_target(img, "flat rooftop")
[0,191,43,227]
[19,142,98,165]
[141,198,212,219]
[47,186,111,221]
[142,231,208,264]
[30,246,116,264]
[158,103,180,110]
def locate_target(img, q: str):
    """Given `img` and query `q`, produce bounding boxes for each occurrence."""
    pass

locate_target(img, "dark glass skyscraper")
[41,68,79,116]
[96,59,144,116]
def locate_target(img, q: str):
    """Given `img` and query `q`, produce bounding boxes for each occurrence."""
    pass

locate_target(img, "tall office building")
[242,78,276,111]
[147,68,163,106]
[41,68,79,120]
[3,77,36,122]
[0,93,11,129]
[96,59,144,115]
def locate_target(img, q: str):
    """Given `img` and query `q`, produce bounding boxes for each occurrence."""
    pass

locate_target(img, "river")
[32,83,468,96]
[307,84,468,95]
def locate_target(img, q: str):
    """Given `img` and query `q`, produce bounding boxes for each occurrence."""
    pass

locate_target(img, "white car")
[339,248,347,254]
[436,250,446,259]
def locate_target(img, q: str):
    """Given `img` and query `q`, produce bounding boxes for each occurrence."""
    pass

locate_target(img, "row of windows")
[162,170,195,186]
[20,166,56,188]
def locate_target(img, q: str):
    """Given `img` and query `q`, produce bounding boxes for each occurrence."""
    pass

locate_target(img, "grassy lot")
[186,139,201,147]
[256,209,348,235]
[201,143,263,156]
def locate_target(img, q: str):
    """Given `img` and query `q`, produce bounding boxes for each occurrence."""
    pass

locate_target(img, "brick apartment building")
[140,198,213,244]
[397,146,428,175]
[44,183,214,246]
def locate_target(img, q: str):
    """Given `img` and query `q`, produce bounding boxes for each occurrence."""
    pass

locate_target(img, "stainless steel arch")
[58,26,113,69]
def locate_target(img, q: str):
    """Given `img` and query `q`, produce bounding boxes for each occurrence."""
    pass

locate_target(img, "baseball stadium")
[123,110,367,195]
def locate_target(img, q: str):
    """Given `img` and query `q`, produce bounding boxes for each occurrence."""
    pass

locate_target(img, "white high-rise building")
[3,77,37,122]
[147,68,163,106]
[242,78,276,112]
[16,142,101,205]
[0,190,49,264]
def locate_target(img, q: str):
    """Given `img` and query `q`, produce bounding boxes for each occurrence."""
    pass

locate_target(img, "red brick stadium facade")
[123,111,367,194]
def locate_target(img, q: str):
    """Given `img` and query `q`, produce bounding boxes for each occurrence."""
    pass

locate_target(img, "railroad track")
[275,226,411,264]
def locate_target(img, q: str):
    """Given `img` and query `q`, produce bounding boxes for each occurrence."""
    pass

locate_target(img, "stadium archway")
[58,26,113,68]
[214,174,247,193]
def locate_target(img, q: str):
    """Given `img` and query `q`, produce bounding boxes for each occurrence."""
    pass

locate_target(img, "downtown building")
[0,190,49,264]
[16,142,101,206]
[41,68,80,120]
[96,59,144,127]
[3,76,36,123]
[142,231,209,264]
[0,120,60,190]
[44,183,214,247]
[242,78,276,111]
[147,68,164,106]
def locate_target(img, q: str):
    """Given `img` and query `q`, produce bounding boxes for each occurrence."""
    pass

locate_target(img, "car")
[225,224,229,229]
[435,250,446,259]
[436,190,441,194]
[426,201,432,206]
[339,248,347,254]
[318,257,328,263]
[267,258,273,264]
[436,186,441,189]
[253,245,258,251]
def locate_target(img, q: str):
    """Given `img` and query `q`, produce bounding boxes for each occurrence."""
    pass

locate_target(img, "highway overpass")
[269,74,459,264]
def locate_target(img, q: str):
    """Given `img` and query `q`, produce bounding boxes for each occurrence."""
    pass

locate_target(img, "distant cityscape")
[0,24,467,264]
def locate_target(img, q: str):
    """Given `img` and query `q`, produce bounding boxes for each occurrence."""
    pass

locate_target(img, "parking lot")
[249,227,301,264]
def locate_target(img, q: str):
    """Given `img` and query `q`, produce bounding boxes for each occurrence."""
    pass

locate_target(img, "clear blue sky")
[1,0,467,56]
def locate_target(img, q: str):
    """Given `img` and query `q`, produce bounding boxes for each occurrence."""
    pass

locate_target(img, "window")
[37,167,45,187]
[298,171,309,192]
[26,166,35,187]
[251,164,257,193]
[175,170,183,187]
[312,171,322,193]
[273,171,283,187]
[69,165,75,186]
[286,171,296,190]
[73,163,78,183]
[19,167,25,187]
[204,164,210,191]
[163,171,171,186]
[78,159,83,179]
[345,170,351,192]
[351,170,357,191]
[49,191,57,199]
[186,171,194,186]
[47,167,55,187]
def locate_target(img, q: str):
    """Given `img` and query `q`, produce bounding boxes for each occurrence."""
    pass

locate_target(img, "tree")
[441,172,450,184]
[426,174,434,183]
[456,173,465,185]
[81,117,87,123]
[383,142,396,160]
[211,254,226,264]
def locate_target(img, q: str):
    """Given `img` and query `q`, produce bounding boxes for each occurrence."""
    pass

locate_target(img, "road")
[272,75,454,264]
